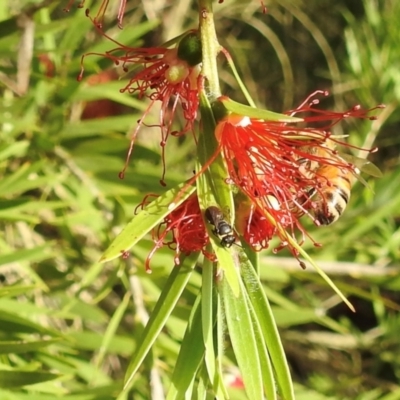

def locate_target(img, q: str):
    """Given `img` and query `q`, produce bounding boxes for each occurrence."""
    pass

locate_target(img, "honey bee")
[311,162,353,225]
[205,206,236,248]
[297,140,381,225]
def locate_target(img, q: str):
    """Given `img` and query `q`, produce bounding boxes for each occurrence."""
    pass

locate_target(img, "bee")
[297,140,381,225]
[311,162,353,225]
[205,206,236,248]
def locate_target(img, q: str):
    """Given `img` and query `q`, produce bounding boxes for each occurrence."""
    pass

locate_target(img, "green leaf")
[211,245,241,298]
[166,294,204,400]
[0,162,48,196]
[202,255,216,384]
[0,245,55,268]
[100,182,195,262]
[197,90,240,297]
[219,96,303,122]
[59,116,141,139]
[220,274,264,400]
[0,339,61,354]
[0,285,37,298]
[243,290,277,400]
[0,370,60,388]
[123,253,198,390]
[0,140,29,161]
[297,244,355,312]
[197,91,234,215]
[199,256,228,400]
[271,308,322,327]
[215,295,229,400]
[95,292,131,369]
[72,81,146,109]
[241,256,295,400]
[0,310,62,337]
[197,367,209,400]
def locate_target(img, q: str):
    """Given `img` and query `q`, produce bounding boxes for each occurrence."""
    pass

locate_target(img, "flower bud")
[177,32,202,66]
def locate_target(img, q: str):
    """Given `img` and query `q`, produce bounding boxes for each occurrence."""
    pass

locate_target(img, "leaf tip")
[347,302,356,313]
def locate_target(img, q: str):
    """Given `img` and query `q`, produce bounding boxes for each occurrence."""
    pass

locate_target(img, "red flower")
[235,195,277,251]
[79,30,202,184]
[141,194,212,273]
[216,91,383,258]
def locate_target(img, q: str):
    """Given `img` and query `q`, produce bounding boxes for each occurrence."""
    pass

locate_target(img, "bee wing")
[352,172,371,189]
[358,161,383,178]
[340,153,383,178]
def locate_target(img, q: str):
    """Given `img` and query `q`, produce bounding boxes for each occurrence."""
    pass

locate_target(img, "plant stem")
[198,0,221,100]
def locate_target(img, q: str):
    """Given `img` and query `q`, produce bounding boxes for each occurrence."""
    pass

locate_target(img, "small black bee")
[205,206,236,248]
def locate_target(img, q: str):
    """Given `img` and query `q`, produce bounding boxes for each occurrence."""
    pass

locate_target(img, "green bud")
[177,32,202,66]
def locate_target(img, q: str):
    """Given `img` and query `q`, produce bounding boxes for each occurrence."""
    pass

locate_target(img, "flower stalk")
[198,0,222,100]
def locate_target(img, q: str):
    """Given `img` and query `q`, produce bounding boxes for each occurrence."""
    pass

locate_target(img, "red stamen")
[93,0,109,28]
[142,194,211,271]
[215,94,384,256]
[79,27,200,183]
[117,0,127,29]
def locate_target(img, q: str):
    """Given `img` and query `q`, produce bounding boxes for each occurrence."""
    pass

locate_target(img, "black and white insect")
[205,206,236,248]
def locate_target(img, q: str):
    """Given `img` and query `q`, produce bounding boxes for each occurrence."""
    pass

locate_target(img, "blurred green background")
[0,0,399,398]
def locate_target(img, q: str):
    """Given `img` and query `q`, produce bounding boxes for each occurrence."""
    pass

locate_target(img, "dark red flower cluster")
[79,28,202,184]
[235,196,277,252]
[142,194,212,272]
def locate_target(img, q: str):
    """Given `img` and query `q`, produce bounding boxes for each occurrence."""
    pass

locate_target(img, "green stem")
[198,0,221,99]
[196,0,233,215]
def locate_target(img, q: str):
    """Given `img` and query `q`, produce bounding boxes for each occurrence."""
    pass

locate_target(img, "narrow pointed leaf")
[95,292,131,369]
[100,183,195,262]
[0,370,60,388]
[216,295,229,400]
[0,310,62,337]
[241,257,295,400]
[220,275,263,400]
[123,253,198,389]
[197,92,240,296]
[166,295,204,400]
[196,155,240,297]
[0,285,37,298]
[0,339,61,354]
[197,367,208,400]
[198,91,234,215]
[282,232,355,312]
[243,290,277,400]
[219,96,303,122]
[212,244,240,297]
[202,255,216,384]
